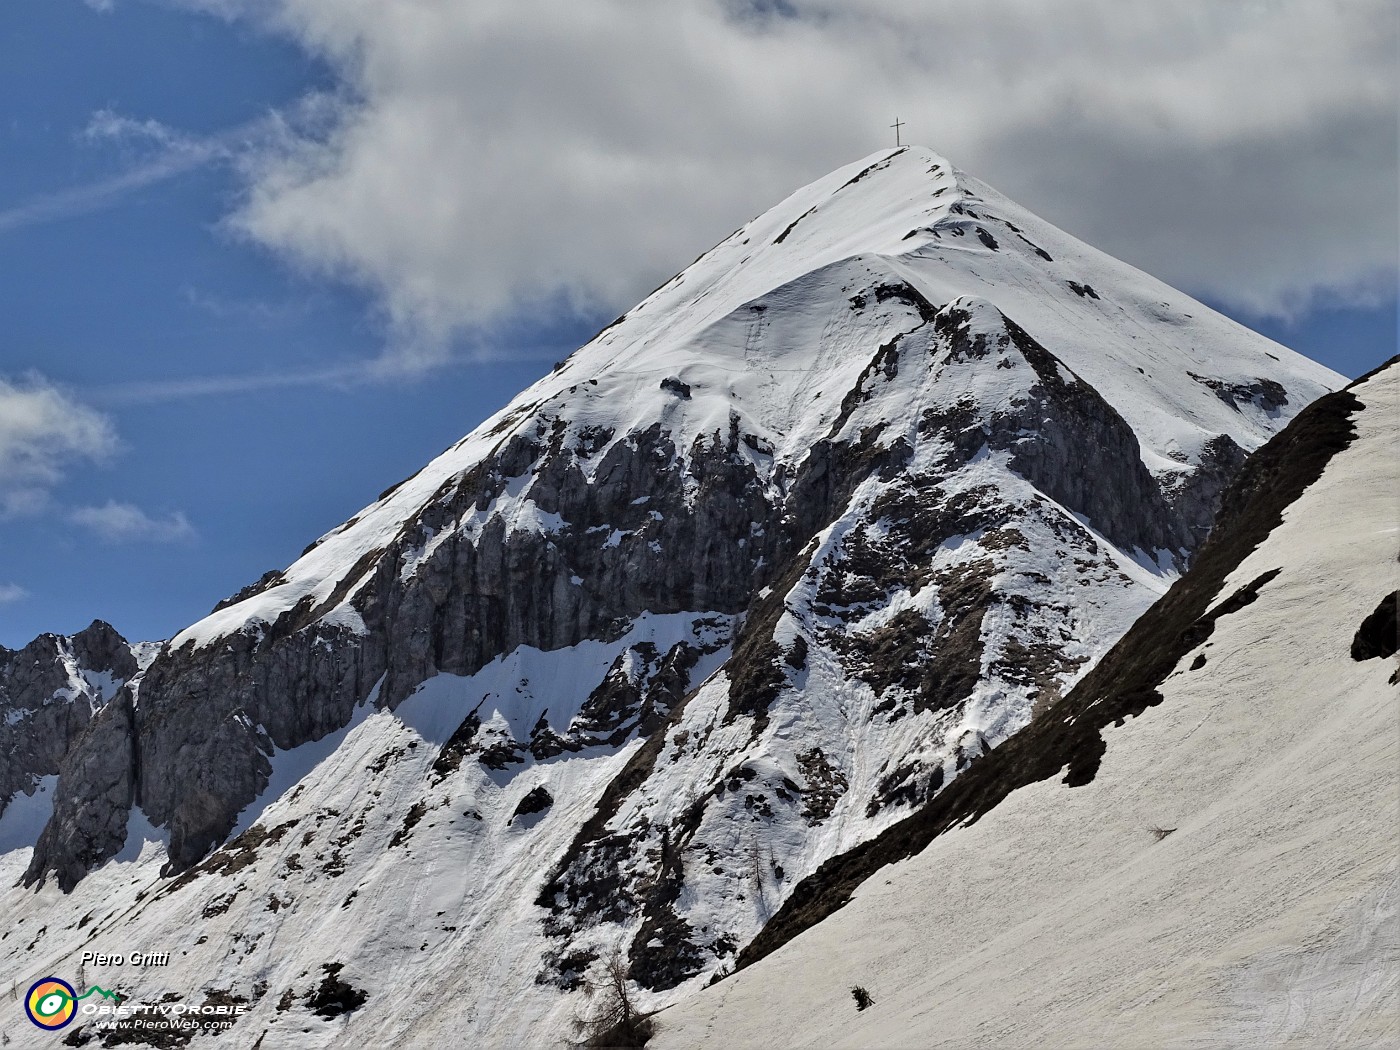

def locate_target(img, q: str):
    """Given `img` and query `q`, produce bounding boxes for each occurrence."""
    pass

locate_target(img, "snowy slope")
[2,148,1346,1048]
[652,361,1400,1049]
[1,616,731,1047]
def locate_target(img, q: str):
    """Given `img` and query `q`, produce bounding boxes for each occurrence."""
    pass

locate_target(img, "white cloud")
[0,583,27,605]
[0,380,193,544]
[0,376,117,518]
[172,0,1396,356]
[83,109,183,148]
[68,502,197,545]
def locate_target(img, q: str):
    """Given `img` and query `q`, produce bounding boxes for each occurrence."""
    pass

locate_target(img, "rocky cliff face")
[1,620,139,832]
[4,147,1344,1046]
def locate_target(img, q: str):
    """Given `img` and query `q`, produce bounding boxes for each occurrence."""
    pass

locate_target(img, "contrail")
[0,116,271,234]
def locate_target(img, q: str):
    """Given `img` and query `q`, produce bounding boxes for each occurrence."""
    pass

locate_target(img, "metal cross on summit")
[890,117,905,147]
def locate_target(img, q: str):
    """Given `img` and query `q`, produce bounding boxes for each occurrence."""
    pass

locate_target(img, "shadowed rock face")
[929,304,1193,556]
[24,689,138,892]
[70,620,140,682]
[2,636,96,813]
[1,620,138,832]
[531,301,1247,993]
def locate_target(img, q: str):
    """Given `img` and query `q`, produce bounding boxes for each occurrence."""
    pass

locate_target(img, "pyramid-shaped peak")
[168,144,1341,656]
[562,143,1337,461]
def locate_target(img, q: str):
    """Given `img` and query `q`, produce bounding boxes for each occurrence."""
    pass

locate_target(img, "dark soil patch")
[1187,372,1290,414]
[388,802,428,848]
[797,748,847,825]
[835,150,904,193]
[536,947,598,991]
[628,827,707,992]
[1016,234,1053,261]
[659,377,691,399]
[306,963,367,1018]
[429,710,481,783]
[512,786,554,821]
[168,819,298,891]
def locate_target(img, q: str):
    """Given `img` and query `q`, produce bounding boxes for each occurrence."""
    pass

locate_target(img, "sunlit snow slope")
[654,360,1400,1050]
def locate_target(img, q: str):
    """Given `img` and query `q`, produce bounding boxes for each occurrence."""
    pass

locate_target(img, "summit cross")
[890,118,904,147]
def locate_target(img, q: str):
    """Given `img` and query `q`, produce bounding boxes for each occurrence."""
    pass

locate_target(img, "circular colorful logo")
[26,978,77,1030]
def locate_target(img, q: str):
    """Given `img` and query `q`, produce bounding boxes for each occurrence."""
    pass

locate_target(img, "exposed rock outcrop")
[0,620,139,830]
[24,687,138,891]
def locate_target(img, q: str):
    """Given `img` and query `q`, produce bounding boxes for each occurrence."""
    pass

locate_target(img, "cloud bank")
[179,0,1397,357]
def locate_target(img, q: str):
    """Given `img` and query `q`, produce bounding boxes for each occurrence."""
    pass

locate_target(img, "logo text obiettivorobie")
[25,977,124,1031]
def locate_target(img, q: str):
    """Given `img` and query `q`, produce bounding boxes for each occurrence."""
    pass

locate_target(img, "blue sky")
[0,0,1395,647]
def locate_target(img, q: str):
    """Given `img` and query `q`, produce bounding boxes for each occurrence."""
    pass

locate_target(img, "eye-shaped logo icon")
[26,977,78,1030]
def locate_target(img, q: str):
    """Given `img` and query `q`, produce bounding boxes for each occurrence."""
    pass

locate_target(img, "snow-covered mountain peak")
[4,150,1355,1049]
[171,147,1338,657]
[609,146,959,324]
[565,141,1335,454]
